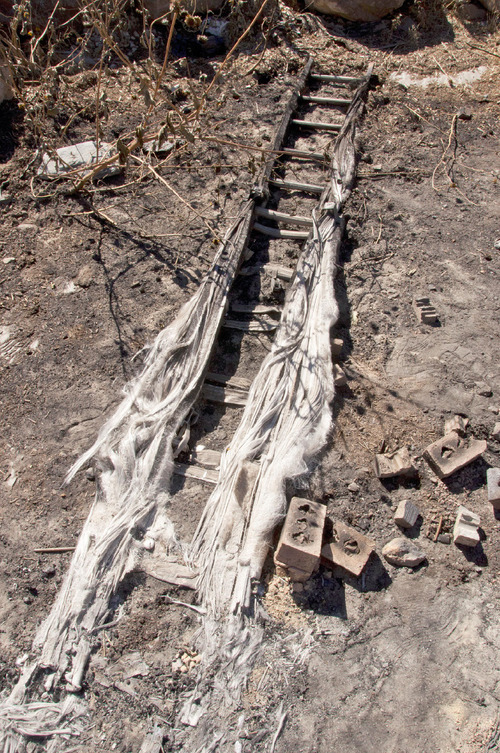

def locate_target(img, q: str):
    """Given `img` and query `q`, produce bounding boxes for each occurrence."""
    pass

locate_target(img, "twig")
[131,156,218,238]
[200,0,270,108]
[465,41,500,60]
[151,8,179,104]
[162,595,206,615]
[269,704,287,753]
[434,515,443,542]
[30,0,61,63]
[34,547,76,554]
[432,114,457,192]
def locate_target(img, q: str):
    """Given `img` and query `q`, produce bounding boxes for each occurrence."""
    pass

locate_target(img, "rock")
[38,141,121,180]
[457,2,487,20]
[457,107,473,120]
[437,533,452,545]
[308,0,404,21]
[477,0,500,12]
[382,537,426,568]
[41,563,56,577]
[491,423,500,440]
[475,381,493,397]
[347,482,360,493]
[85,467,96,481]
[75,265,95,288]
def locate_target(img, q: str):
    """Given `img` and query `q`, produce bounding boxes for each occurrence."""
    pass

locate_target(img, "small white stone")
[382,537,426,568]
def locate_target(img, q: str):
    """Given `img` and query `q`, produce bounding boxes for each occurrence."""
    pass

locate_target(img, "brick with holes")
[321,520,375,577]
[274,497,327,581]
[423,433,487,479]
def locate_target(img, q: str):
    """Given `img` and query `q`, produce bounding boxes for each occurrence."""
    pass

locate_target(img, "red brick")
[321,521,375,577]
[275,497,326,581]
[423,433,487,479]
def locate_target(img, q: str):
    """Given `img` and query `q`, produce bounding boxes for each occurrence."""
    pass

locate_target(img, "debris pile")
[273,411,494,590]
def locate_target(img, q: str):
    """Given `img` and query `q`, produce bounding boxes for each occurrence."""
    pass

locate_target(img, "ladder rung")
[292,119,342,132]
[253,223,310,240]
[309,74,363,84]
[223,317,277,333]
[174,463,219,485]
[206,372,251,390]
[270,178,323,195]
[300,95,351,106]
[255,206,313,227]
[239,263,294,281]
[277,148,326,161]
[231,302,282,315]
[201,383,247,407]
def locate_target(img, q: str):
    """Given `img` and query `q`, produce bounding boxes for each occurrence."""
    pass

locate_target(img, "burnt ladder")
[175,59,372,482]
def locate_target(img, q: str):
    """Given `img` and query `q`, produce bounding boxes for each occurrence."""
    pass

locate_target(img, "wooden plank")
[292,119,342,132]
[190,447,222,469]
[253,223,310,240]
[205,372,252,390]
[238,263,294,281]
[270,178,323,194]
[231,302,282,315]
[224,317,277,333]
[174,463,219,484]
[201,383,247,406]
[300,95,351,106]
[255,206,313,227]
[309,73,363,84]
[277,148,326,161]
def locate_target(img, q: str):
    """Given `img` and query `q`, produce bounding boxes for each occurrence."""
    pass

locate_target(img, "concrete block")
[321,521,375,577]
[413,296,438,324]
[394,499,419,529]
[423,433,487,479]
[486,467,500,509]
[275,497,327,581]
[374,447,417,479]
[453,505,480,547]
[444,414,469,436]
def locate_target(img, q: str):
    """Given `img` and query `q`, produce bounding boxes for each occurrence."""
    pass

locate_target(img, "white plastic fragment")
[38,141,121,179]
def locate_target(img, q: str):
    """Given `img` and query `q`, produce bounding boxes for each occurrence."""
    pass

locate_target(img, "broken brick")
[321,521,375,577]
[423,433,487,479]
[486,467,500,509]
[394,499,419,529]
[333,364,347,387]
[413,296,438,324]
[275,497,326,581]
[444,414,469,436]
[374,447,417,479]
[453,505,480,547]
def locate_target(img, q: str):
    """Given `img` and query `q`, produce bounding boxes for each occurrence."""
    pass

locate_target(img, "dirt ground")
[1,3,500,751]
